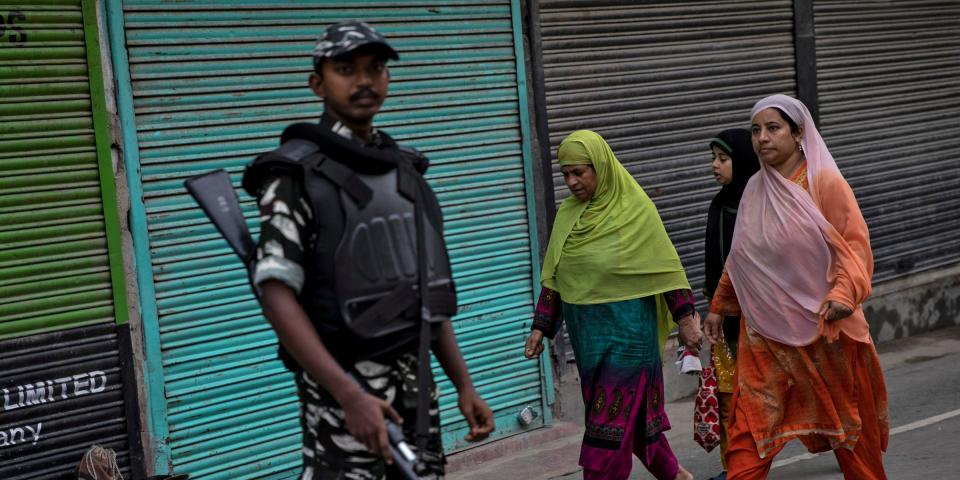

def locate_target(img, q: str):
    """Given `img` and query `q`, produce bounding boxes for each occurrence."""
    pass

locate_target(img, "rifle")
[184,169,420,480]
[184,170,256,268]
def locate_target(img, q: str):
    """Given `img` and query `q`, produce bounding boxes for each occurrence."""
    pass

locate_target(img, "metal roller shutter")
[0,1,126,336]
[813,1,960,282]
[0,2,137,475]
[538,0,798,311]
[111,1,545,477]
[0,324,136,479]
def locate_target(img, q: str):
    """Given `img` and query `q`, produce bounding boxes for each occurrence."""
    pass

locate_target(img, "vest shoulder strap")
[312,158,374,209]
[244,138,375,209]
[242,138,319,196]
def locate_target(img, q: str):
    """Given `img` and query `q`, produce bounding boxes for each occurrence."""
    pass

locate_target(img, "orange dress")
[711,163,889,479]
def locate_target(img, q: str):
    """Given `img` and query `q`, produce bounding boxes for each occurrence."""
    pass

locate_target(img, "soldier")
[241,21,494,480]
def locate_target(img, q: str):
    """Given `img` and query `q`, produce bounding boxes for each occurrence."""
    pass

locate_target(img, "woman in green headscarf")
[524,130,701,480]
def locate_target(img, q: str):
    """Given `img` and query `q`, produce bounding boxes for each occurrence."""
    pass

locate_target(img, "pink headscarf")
[727,94,872,346]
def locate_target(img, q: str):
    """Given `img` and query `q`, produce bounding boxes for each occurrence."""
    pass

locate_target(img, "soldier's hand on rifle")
[341,390,404,464]
[458,388,494,442]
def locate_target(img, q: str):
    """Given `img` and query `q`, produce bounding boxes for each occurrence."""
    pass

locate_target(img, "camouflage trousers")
[296,352,445,480]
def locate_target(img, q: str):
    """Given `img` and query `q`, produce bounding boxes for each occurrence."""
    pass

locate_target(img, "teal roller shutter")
[0,0,127,337]
[113,1,544,477]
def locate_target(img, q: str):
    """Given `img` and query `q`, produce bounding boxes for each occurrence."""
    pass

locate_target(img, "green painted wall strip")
[105,0,171,473]
[509,0,554,419]
[82,0,129,325]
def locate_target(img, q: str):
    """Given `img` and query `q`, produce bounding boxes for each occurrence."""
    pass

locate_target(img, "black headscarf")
[703,128,760,299]
[704,128,759,350]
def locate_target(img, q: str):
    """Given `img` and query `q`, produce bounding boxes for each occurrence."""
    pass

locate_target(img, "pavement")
[447,325,960,480]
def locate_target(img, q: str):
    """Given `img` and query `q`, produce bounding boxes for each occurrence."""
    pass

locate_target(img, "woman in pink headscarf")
[703,95,889,480]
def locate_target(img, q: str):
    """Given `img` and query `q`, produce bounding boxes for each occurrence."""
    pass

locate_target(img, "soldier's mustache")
[350,89,380,102]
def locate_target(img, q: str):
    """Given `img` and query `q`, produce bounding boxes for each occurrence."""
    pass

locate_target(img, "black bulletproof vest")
[245,137,456,362]
[333,168,454,339]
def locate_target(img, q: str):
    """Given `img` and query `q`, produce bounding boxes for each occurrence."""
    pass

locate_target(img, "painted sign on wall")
[0,324,137,479]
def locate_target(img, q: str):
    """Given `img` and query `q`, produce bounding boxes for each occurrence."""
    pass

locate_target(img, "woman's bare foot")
[674,466,694,480]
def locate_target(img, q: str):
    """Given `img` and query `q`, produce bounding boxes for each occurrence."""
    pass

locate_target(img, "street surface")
[450,325,960,480]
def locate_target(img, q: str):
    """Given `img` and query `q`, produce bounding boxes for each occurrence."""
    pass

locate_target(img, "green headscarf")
[541,131,691,346]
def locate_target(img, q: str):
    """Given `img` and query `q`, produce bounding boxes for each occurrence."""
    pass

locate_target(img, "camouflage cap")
[312,21,399,68]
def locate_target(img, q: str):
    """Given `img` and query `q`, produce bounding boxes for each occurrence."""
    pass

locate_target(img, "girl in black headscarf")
[702,128,760,480]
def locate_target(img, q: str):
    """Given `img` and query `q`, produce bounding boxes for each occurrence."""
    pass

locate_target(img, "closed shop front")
[536,0,798,306]
[813,0,960,283]
[535,0,798,360]
[107,1,548,477]
[0,0,136,478]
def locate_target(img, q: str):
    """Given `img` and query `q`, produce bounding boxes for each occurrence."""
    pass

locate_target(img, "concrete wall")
[867,264,960,343]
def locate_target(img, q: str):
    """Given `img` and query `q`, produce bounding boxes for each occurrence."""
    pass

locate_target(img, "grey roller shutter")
[538,0,798,309]
[814,1,960,281]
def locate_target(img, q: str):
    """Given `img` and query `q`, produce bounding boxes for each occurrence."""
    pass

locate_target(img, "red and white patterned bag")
[693,365,722,452]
